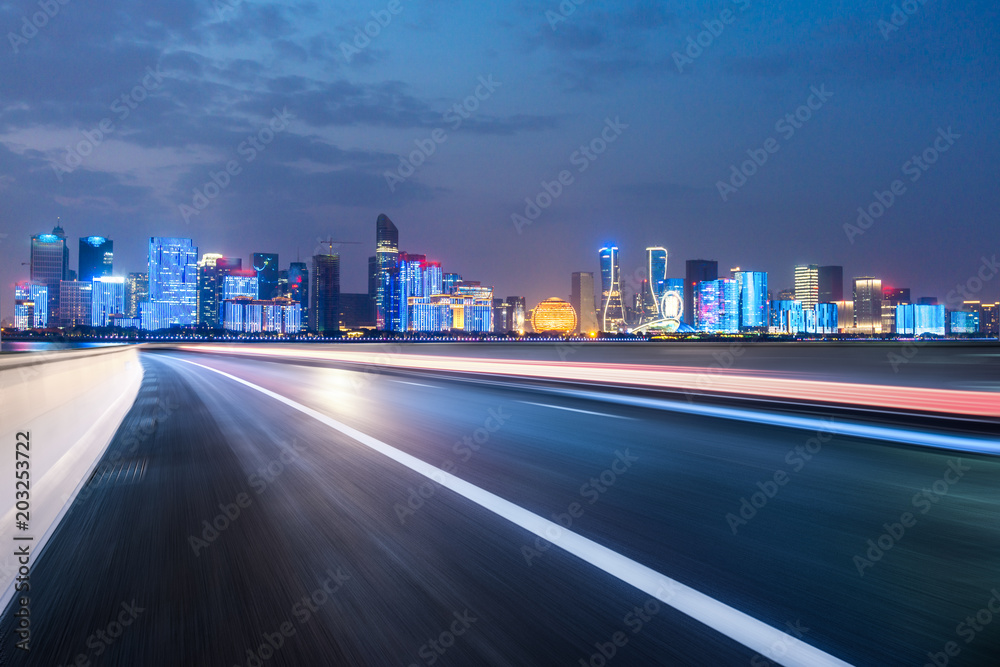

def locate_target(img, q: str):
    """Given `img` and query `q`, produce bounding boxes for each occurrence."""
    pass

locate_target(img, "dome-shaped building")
[531,298,578,333]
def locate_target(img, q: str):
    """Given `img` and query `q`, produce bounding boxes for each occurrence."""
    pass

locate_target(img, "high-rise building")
[287,262,309,331]
[196,254,224,327]
[125,272,149,318]
[59,280,92,327]
[685,260,718,326]
[599,246,626,332]
[818,266,843,303]
[770,300,805,334]
[141,237,198,331]
[340,293,375,330]
[881,287,909,334]
[491,298,510,334]
[896,304,945,337]
[833,300,854,332]
[251,252,279,300]
[505,296,526,335]
[375,214,399,329]
[451,283,493,332]
[223,270,259,301]
[950,311,979,335]
[14,283,48,329]
[815,302,839,334]
[223,297,301,334]
[443,273,462,294]
[694,278,739,333]
[570,272,598,334]
[853,277,883,334]
[30,224,69,324]
[78,236,113,282]
[980,303,999,335]
[794,264,819,309]
[645,247,668,318]
[310,253,340,335]
[734,271,768,330]
[91,276,126,327]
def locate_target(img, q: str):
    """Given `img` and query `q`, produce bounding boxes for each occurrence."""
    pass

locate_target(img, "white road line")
[392,380,439,388]
[176,357,853,667]
[518,400,636,420]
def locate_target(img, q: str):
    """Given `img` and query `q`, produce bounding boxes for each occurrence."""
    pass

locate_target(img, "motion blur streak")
[177,345,1000,417]
[178,358,854,667]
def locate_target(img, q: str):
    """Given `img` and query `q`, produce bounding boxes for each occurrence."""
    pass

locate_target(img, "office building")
[645,247,668,318]
[287,262,309,331]
[895,304,945,337]
[853,277,883,334]
[505,296,526,335]
[141,237,198,330]
[59,280,92,327]
[451,284,493,333]
[950,311,979,334]
[310,253,340,335]
[492,298,510,334]
[599,246,626,332]
[78,236,113,283]
[30,224,69,324]
[815,302,839,334]
[91,276,126,327]
[374,214,399,329]
[223,270,259,302]
[570,272,598,334]
[818,266,844,303]
[443,273,462,294]
[125,272,149,318]
[251,252,279,300]
[980,303,999,335]
[794,264,819,309]
[408,295,454,332]
[196,254,224,327]
[531,298,578,333]
[222,297,302,334]
[685,260,718,326]
[734,270,768,330]
[14,283,48,329]
[833,300,854,333]
[770,299,805,334]
[340,293,375,330]
[695,279,739,333]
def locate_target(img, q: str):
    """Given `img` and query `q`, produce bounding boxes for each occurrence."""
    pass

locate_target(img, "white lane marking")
[175,357,853,667]
[518,400,636,420]
[392,380,439,388]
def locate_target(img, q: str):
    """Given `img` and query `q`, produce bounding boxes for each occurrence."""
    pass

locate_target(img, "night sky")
[1,0,998,321]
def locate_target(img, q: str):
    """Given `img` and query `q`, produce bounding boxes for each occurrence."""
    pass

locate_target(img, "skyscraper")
[91,276,126,327]
[685,260,717,326]
[794,264,819,309]
[505,296,526,335]
[645,247,668,318]
[141,237,198,330]
[818,266,844,303]
[223,270,259,301]
[599,246,625,332]
[375,214,399,329]
[251,252,279,300]
[30,224,69,324]
[694,278,739,333]
[59,280,92,327]
[14,283,48,329]
[287,262,309,331]
[571,272,598,334]
[734,270,768,330]
[310,253,340,335]
[853,277,883,334]
[78,236,113,282]
[125,272,149,318]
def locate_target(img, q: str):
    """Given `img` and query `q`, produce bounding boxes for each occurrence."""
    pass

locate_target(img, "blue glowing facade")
[223,298,301,334]
[734,271,768,330]
[645,247,668,316]
[142,237,198,330]
[14,282,48,329]
[694,279,739,333]
[79,236,114,282]
[815,303,839,334]
[895,304,946,336]
[91,277,126,327]
[949,311,979,334]
[770,300,805,334]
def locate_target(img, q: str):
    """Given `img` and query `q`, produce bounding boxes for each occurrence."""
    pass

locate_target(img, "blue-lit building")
[59,280,93,327]
[287,262,308,330]
[14,282,48,329]
[79,236,113,282]
[645,247,668,317]
[141,237,198,330]
[251,252,279,300]
[734,271,768,330]
[374,214,399,329]
[453,284,494,333]
[599,246,626,332]
[950,311,979,334]
[770,300,805,334]
[409,295,454,332]
[443,272,462,294]
[694,279,739,333]
[815,303,839,334]
[223,272,259,301]
[91,277,126,327]
[895,304,946,336]
[223,297,301,334]
[30,225,69,324]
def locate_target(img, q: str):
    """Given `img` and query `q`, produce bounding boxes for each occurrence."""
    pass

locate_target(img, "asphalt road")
[1,349,998,666]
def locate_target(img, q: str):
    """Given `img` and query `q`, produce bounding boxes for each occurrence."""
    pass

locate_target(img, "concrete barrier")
[0,346,142,612]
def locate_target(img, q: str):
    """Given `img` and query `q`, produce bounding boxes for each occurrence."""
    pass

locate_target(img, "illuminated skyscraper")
[287,262,308,331]
[734,270,768,330]
[685,260,717,326]
[310,253,340,335]
[443,273,462,294]
[695,279,739,333]
[492,298,510,334]
[571,272,598,334]
[141,237,199,330]
[599,246,626,332]
[30,224,69,324]
[223,270,259,301]
[125,272,148,318]
[196,254,224,327]
[14,283,48,329]
[794,264,819,309]
[645,247,668,318]
[853,277,883,334]
[896,304,945,336]
[375,214,399,329]
[505,296,526,334]
[252,252,279,300]
[91,276,126,327]
[60,280,92,327]
[78,236,113,282]
[770,300,805,334]
[451,284,493,332]
[815,302,839,334]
